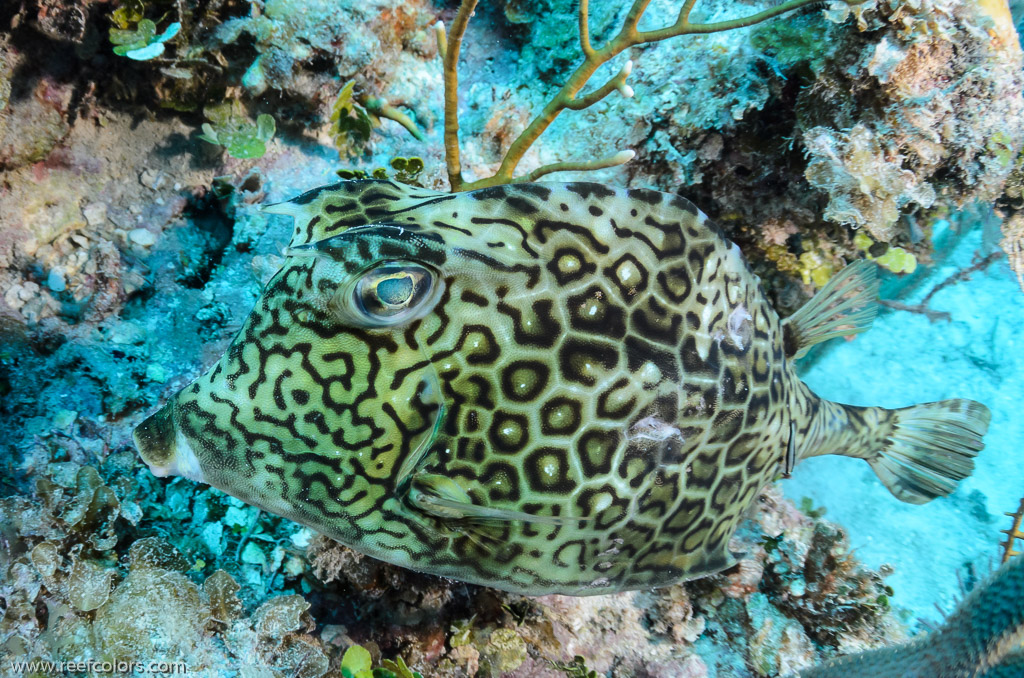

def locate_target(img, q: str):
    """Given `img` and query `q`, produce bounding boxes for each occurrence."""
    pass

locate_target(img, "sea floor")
[785,215,1023,627]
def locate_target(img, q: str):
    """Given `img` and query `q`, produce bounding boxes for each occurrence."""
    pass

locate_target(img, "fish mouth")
[133,403,205,483]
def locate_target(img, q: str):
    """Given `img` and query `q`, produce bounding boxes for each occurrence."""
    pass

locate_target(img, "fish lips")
[133,403,205,483]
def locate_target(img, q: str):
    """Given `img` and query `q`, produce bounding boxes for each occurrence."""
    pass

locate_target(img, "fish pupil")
[376,275,415,307]
[354,263,434,322]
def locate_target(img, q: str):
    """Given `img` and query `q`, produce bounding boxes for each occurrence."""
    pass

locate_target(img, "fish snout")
[133,403,205,482]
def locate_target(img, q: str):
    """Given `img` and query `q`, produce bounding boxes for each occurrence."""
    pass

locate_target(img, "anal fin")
[782,259,879,359]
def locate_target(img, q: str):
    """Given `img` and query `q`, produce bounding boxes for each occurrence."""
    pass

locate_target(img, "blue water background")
[785,216,1023,626]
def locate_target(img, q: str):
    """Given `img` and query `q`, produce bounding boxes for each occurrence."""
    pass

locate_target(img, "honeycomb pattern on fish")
[134,180,990,595]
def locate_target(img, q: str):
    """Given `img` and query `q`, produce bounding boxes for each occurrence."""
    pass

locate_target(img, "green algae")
[330,81,377,157]
[341,644,424,678]
[750,13,831,73]
[110,20,181,61]
[199,103,277,160]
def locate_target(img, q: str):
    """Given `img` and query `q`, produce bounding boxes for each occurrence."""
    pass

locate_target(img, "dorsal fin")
[782,259,879,359]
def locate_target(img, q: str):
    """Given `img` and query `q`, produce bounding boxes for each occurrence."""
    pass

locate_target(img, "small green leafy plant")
[799,496,827,519]
[337,168,389,181]
[390,156,424,184]
[330,81,375,156]
[109,1,180,61]
[337,157,425,185]
[198,103,276,159]
[546,655,599,678]
[341,645,423,678]
[329,81,425,156]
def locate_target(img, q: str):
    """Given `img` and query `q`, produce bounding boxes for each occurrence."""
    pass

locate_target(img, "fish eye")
[348,262,438,326]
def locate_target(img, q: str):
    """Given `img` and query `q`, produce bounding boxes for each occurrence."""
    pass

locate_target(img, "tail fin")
[868,399,991,504]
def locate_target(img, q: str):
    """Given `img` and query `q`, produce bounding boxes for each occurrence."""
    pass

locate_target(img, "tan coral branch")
[360,96,425,142]
[1001,497,1024,563]
[516,150,636,183]
[440,0,479,192]
[579,0,595,59]
[437,0,862,192]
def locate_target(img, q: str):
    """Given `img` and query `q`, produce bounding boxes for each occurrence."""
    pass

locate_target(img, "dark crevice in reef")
[682,64,815,226]
[676,68,826,313]
[177,192,236,289]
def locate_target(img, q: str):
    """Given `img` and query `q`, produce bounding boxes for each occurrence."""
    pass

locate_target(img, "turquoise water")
[787,217,1024,625]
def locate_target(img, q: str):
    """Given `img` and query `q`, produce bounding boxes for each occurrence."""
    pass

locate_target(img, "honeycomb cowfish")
[134,180,991,595]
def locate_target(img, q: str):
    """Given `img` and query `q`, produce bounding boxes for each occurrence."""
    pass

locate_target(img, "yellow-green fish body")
[134,180,990,595]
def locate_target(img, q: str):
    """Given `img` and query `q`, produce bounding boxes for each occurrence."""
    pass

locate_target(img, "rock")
[139,168,167,191]
[128,228,157,247]
[82,203,107,227]
[145,364,166,383]
[53,409,77,429]
[0,78,71,170]
[108,322,146,345]
[46,268,66,292]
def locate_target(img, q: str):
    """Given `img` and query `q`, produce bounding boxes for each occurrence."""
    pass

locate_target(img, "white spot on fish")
[727,304,753,350]
[639,361,662,386]
[617,260,639,283]
[628,416,683,442]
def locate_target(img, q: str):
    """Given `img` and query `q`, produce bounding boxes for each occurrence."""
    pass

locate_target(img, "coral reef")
[1,467,333,676]
[439,0,851,191]
[2,0,1022,676]
[995,148,1024,288]
[453,0,1024,308]
[801,561,1024,677]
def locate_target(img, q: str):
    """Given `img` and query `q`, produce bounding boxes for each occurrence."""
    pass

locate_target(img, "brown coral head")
[133,403,204,482]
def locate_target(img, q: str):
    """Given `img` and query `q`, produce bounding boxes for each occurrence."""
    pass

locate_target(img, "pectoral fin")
[408,473,576,525]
